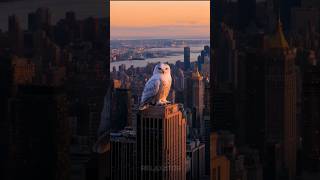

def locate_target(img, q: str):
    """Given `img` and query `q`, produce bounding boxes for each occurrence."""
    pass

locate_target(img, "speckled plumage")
[139,63,172,110]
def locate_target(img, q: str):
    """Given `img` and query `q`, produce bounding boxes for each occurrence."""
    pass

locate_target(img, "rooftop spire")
[191,65,203,80]
[264,18,289,50]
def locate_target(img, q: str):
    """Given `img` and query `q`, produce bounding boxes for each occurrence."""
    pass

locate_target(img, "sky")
[110,1,210,40]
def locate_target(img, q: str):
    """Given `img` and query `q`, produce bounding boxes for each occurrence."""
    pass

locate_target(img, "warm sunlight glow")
[111,1,210,39]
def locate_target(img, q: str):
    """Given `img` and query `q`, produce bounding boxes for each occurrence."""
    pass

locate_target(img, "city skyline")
[0,0,105,30]
[111,1,209,39]
[1,1,320,180]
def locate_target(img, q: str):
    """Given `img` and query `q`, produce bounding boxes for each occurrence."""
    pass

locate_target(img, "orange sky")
[110,1,210,39]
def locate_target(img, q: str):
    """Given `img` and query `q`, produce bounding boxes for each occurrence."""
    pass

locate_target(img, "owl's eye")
[165,68,168,70]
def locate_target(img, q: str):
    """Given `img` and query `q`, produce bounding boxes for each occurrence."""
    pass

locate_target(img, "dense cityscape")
[0,7,109,180]
[0,0,319,180]
[211,0,320,180]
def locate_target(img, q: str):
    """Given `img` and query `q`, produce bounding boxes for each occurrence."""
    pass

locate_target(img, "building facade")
[137,104,186,180]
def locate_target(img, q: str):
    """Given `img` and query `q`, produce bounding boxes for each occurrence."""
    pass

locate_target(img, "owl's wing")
[140,77,161,105]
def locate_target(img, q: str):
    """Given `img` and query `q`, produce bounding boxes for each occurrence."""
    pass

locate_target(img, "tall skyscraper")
[174,68,185,104]
[210,132,230,180]
[184,47,191,70]
[239,0,256,30]
[212,87,235,134]
[215,23,238,87]
[8,15,24,56]
[0,53,13,180]
[110,87,132,130]
[186,139,206,180]
[7,85,70,180]
[302,63,320,171]
[28,8,52,32]
[264,20,297,180]
[137,104,186,180]
[238,51,265,149]
[184,67,205,136]
[110,127,136,180]
[191,67,205,135]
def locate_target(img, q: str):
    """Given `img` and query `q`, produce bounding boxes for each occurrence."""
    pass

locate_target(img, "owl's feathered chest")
[157,75,171,99]
[139,72,172,108]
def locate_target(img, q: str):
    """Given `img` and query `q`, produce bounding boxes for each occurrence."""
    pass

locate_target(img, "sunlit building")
[137,104,186,180]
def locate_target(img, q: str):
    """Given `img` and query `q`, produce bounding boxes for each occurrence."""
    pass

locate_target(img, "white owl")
[139,63,172,110]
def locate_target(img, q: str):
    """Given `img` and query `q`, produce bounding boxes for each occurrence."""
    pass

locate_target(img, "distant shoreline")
[111,37,210,41]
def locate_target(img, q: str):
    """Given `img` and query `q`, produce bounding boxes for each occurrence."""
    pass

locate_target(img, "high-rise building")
[237,51,265,149]
[110,127,136,180]
[99,80,132,135]
[184,47,191,70]
[8,15,24,56]
[191,67,205,135]
[264,20,297,180]
[186,139,206,180]
[7,85,70,180]
[110,87,132,130]
[302,63,320,171]
[238,0,256,30]
[0,52,13,180]
[83,17,100,42]
[212,87,235,133]
[215,23,238,88]
[28,8,52,32]
[137,104,186,180]
[174,68,185,104]
[210,132,230,180]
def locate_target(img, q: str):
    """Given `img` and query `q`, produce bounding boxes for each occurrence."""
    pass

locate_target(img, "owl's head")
[153,63,171,75]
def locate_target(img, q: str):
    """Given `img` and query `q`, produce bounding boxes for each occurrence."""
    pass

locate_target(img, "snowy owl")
[139,63,172,110]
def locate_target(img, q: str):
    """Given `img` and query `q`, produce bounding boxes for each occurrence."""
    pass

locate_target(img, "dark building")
[6,85,70,180]
[279,0,301,30]
[238,0,256,30]
[212,87,235,133]
[264,142,283,180]
[28,8,52,33]
[302,64,320,171]
[263,20,297,180]
[215,23,238,88]
[186,139,206,180]
[238,50,265,149]
[110,128,136,180]
[0,52,13,180]
[109,86,132,131]
[8,15,24,56]
[184,46,191,70]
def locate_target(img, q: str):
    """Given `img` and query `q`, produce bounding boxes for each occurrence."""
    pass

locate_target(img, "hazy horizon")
[111,1,210,40]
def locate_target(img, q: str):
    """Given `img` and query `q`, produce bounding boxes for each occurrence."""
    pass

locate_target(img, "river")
[110,45,207,71]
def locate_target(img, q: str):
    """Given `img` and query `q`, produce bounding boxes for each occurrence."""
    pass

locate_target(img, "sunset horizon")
[111,1,209,39]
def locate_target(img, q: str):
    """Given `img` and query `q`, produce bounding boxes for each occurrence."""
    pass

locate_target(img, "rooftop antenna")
[276,0,282,31]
